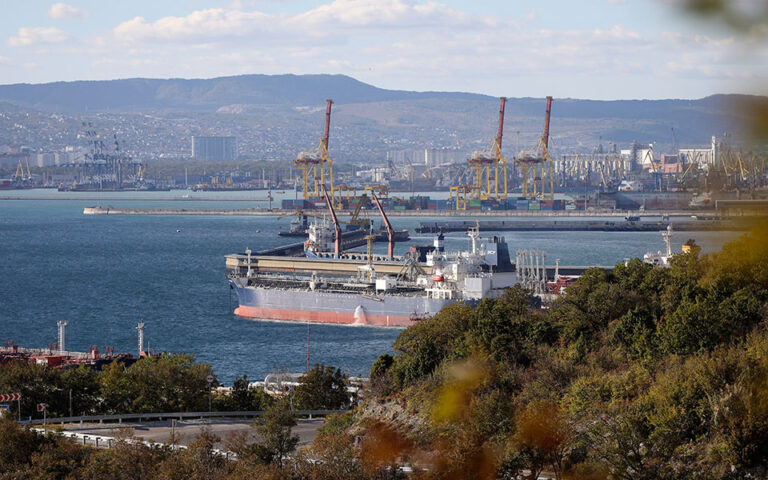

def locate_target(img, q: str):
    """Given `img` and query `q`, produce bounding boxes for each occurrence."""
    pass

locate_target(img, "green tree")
[0,360,63,418]
[125,353,212,413]
[293,364,350,410]
[60,365,100,416]
[99,360,133,414]
[610,306,659,359]
[389,301,474,388]
[216,374,274,411]
[468,285,539,365]
[247,400,299,469]
[0,419,47,474]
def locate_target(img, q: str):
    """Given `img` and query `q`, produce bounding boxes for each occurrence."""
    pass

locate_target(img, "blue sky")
[1,0,765,99]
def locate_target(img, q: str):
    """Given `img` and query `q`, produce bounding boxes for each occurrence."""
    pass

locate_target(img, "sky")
[1,0,766,99]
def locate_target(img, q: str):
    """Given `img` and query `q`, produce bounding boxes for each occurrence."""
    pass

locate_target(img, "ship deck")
[226,253,414,275]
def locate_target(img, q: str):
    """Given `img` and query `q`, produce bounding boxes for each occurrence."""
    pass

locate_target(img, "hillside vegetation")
[364,222,768,479]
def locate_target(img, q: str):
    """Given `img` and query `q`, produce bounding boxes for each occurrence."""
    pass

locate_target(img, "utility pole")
[206,374,214,412]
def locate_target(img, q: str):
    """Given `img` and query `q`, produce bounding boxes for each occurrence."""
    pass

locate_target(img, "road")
[56,417,324,449]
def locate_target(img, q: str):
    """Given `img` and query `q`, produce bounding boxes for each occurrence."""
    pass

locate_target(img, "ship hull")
[231,283,455,327]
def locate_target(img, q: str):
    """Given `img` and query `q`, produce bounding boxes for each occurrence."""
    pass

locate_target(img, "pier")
[415,218,751,233]
[83,206,722,218]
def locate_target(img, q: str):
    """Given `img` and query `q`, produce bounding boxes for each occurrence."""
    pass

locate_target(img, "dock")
[415,218,751,233]
[83,206,726,218]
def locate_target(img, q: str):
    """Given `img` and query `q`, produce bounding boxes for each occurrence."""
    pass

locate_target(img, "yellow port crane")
[516,96,555,199]
[294,99,335,203]
[13,155,32,181]
[466,97,508,200]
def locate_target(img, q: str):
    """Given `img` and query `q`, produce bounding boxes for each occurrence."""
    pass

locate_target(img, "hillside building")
[192,136,237,161]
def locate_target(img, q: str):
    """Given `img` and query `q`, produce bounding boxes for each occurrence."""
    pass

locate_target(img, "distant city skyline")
[1,0,766,100]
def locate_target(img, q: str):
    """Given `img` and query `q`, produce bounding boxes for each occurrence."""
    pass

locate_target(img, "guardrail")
[30,428,237,459]
[22,409,345,426]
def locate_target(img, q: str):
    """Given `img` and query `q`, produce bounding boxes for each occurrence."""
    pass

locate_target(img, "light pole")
[206,374,214,412]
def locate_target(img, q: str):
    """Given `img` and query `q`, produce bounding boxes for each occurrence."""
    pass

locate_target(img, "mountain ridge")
[0,73,758,113]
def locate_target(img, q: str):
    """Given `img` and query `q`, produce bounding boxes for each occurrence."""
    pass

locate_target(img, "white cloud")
[48,3,90,19]
[8,27,70,47]
[3,0,762,98]
[113,0,481,44]
[114,9,271,43]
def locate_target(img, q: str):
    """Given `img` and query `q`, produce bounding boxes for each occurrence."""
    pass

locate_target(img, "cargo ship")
[226,229,517,327]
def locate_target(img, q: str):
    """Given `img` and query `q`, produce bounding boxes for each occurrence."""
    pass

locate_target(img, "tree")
[60,365,100,416]
[389,301,474,388]
[0,360,63,418]
[125,353,212,413]
[216,374,274,411]
[248,400,299,469]
[0,419,45,474]
[513,400,574,480]
[99,360,133,414]
[469,285,539,365]
[294,364,350,410]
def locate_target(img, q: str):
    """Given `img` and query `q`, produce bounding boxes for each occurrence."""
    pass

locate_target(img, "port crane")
[295,100,335,203]
[466,97,508,200]
[12,155,32,182]
[516,96,555,200]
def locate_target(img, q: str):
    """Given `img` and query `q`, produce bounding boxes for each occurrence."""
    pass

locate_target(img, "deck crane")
[295,100,335,203]
[279,194,371,229]
[516,96,555,199]
[371,192,395,259]
[321,184,342,258]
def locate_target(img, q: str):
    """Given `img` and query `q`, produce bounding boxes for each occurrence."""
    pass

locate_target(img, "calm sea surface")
[0,190,740,383]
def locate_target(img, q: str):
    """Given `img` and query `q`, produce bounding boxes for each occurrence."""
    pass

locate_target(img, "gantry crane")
[516,96,555,199]
[466,97,507,200]
[295,100,335,202]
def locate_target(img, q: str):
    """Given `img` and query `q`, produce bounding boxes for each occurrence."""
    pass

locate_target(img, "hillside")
[0,74,757,157]
[0,74,483,113]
